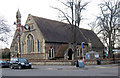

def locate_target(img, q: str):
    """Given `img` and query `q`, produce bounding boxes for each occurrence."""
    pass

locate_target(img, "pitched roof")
[32,15,88,44]
[31,15,104,48]
[80,29,104,48]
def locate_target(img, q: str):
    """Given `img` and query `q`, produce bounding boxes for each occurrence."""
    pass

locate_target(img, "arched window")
[22,43,24,53]
[48,47,54,58]
[37,40,40,52]
[27,34,34,53]
[15,43,18,52]
[77,47,80,57]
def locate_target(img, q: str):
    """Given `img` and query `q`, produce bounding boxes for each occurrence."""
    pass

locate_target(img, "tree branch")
[51,6,72,25]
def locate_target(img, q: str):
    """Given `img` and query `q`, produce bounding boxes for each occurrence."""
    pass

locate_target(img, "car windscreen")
[18,58,27,62]
[2,61,9,63]
[0,60,2,63]
[10,58,18,62]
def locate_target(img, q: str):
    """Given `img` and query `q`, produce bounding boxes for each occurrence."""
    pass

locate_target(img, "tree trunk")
[108,32,113,58]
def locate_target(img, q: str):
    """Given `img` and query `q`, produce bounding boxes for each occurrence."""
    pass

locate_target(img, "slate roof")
[31,15,104,48]
[32,15,88,44]
[80,29,104,48]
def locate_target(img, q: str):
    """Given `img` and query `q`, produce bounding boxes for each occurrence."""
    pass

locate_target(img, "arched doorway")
[68,49,73,60]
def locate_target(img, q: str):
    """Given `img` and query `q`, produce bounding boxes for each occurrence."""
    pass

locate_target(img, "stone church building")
[10,10,104,60]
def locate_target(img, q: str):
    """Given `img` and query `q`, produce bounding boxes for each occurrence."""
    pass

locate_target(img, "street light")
[13,22,21,58]
[81,42,85,61]
[16,10,22,58]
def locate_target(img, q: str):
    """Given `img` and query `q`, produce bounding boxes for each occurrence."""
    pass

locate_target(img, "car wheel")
[10,65,14,69]
[29,66,32,69]
[18,65,22,69]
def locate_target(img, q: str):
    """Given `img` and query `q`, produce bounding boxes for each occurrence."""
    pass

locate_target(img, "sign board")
[81,43,83,48]
[78,60,84,68]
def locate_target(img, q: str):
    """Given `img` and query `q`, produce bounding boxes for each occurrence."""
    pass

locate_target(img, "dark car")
[9,58,32,69]
[0,60,10,68]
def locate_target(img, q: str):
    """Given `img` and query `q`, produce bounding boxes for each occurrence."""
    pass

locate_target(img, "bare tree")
[92,0,120,58]
[52,0,89,26]
[52,0,89,60]
[0,16,11,44]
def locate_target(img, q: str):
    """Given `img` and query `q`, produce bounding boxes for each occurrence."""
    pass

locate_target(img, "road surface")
[1,64,119,76]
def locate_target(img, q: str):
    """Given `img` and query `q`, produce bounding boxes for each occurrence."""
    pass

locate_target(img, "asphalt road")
[1,64,119,76]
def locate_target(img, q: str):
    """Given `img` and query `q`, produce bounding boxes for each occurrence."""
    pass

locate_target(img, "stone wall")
[27,58,120,65]
[31,61,72,65]
[45,43,89,60]
[21,53,45,59]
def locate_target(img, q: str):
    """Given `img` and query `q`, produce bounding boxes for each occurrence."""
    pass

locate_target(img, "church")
[10,10,104,60]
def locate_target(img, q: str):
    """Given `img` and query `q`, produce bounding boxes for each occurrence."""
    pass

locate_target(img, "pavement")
[84,64,119,69]
[1,64,119,76]
[0,64,118,70]
[33,64,119,70]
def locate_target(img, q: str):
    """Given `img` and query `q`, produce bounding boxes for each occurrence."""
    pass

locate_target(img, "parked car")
[0,60,10,68]
[9,58,32,69]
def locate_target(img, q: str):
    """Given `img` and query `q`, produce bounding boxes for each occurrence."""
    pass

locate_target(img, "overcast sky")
[0,0,103,49]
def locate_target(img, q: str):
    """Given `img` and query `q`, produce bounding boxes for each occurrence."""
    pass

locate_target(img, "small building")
[112,49,120,58]
[86,51,99,59]
[10,10,104,60]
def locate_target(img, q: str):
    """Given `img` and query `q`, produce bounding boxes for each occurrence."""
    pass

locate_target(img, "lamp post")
[81,42,85,61]
[14,22,21,58]
[16,10,21,58]
[18,23,21,58]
